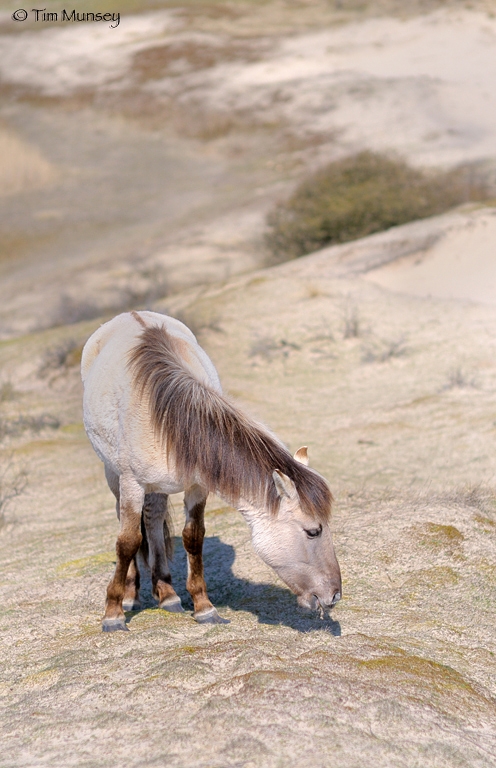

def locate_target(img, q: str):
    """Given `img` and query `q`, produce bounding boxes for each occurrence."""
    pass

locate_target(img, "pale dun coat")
[81,311,341,631]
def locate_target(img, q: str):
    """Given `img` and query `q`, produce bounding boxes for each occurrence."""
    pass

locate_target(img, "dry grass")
[172,307,224,339]
[343,304,361,339]
[338,482,496,519]
[443,367,479,390]
[52,296,101,327]
[132,38,262,82]
[0,414,60,440]
[0,125,57,197]
[361,335,408,363]
[0,459,26,526]
[266,152,491,260]
[0,382,17,402]
[38,339,83,378]
[249,336,300,361]
[50,272,169,329]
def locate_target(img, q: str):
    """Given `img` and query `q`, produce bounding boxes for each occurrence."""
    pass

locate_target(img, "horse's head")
[242,448,342,615]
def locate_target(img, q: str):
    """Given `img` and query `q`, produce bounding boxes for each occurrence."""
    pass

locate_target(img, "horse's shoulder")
[133,312,221,390]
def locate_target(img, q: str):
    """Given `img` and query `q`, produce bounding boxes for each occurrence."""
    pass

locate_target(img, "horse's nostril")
[316,590,341,611]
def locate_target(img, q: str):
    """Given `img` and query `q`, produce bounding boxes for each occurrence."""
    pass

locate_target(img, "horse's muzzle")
[317,589,341,611]
[298,588,341,614]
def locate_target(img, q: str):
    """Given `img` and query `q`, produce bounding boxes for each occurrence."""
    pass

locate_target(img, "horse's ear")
[294,446,309,466]
[272,470,297,500]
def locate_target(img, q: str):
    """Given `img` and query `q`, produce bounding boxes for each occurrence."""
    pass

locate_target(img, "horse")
[81,310,341,632]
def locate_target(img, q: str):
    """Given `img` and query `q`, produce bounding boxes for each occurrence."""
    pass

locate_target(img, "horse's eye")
[305,525,322,539]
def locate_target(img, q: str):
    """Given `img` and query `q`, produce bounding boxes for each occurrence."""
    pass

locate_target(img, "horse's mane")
[129,325,332,522]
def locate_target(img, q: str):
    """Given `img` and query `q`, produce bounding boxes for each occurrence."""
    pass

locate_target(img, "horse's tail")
[140,493,174,564]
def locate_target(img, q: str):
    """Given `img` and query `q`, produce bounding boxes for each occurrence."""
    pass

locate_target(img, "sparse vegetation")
[52,295,100,326]
[0,382,17,402]
[362,335,408,363]
[249,336,300,361]
[173,308,223,339]
[39,339,83,378]
[0,125,57,198]
[0,414,60,440]
[305,284,329,299]
[52,272,169,328]
[0,459,27,526]
[438,485,495,514]
[443,367,478,390]
[343,304,361,339]
[266,152,490,260]
[132,39,263,83]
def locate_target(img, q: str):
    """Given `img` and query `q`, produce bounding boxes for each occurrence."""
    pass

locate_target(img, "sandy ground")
[365,207,496,304]
[2,5,496,167]
[1,232,496,766]
[0,2,496,766]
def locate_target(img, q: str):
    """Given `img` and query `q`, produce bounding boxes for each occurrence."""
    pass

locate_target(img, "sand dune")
[365,206,496,304]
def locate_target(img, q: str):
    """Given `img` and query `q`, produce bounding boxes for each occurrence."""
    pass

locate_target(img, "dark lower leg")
[183,510,212,615]
[183,487,215,615]
[182,486,227,622]
[122,556,141,610]
[103,505,142,630]
[143,493,181,609]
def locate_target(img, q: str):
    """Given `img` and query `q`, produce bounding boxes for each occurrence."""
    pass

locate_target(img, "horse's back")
[81,311,221,480]
[82,311,219,386]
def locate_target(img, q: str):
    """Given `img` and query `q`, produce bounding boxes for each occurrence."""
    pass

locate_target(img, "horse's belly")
[83,386,120,468]
[84,387,186,493]
[126,443,185,493]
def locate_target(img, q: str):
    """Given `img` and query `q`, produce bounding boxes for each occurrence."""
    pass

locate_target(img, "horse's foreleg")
[143,493,183,613]
[183,485,229,625]
[103,475,144,632]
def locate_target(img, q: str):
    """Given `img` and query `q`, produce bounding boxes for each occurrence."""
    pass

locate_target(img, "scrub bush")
[266,152,489,259]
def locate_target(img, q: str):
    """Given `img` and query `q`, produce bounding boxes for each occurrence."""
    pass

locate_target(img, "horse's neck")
[234,497,266,528]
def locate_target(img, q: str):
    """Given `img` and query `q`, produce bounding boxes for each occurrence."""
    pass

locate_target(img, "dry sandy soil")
[0,2,495,767]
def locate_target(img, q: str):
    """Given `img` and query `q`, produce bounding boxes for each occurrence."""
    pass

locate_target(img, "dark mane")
[129,326,332,522]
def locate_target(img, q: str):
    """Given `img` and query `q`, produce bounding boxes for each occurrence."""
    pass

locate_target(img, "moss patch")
[411,523,465,558]
[57,551,115,577]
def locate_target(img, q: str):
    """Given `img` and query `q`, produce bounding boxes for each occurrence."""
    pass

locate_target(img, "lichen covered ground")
[1,235,496,765]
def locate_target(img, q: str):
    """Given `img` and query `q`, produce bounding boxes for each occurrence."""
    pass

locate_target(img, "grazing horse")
[81,310,341,632]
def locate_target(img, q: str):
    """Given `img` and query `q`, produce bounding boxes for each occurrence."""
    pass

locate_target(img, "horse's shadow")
[133,535,341,636]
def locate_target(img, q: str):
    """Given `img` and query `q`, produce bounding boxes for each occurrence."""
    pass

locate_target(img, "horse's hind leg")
[122,557,141,612]
[183,485,229,625]
[142,493,183,613]
[105,465,141,613]
[103,474,144,632]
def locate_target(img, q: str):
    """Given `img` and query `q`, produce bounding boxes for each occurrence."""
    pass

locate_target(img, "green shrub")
[266,152,490,260]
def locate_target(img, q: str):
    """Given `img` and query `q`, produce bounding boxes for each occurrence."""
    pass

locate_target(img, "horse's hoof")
[102,618,129,632]
[160,597,184,613]
[122,600,141,612]
[194,607,230,625]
